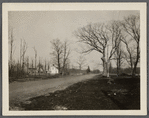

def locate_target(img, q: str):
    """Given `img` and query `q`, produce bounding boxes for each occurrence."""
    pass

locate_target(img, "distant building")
[27,64,58,75]
[50,64,59,74]
[37,67,44,73]
[45,69,51,74]
[28,68,37,75]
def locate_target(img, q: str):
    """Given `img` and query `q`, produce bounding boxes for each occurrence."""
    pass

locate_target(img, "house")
[28,64,58,75]
[37,67,44,73]
[50,64,59,74]
[28,68,37,75]
[45,69,50,74]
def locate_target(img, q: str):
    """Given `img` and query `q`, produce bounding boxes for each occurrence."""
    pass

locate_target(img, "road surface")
[9,74,98,106]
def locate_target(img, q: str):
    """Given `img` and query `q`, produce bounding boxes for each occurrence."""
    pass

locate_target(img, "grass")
[19,74,140,110]
[9,74,61,83]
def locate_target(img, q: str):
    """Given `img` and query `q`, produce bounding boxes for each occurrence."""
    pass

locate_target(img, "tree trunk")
[106,61,110,77]
[102,59,107,77]
[117,57,121,76]
[117,58,119,76]
[132,44,140,77]
[58,55,61,74]
[132,55,139,77]
[132,66,136,77]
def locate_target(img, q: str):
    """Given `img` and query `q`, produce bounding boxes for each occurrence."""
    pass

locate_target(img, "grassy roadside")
[13,74,140,110]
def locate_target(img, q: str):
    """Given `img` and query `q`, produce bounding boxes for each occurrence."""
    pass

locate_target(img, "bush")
[86,66,91,73]
[92,69,100,73]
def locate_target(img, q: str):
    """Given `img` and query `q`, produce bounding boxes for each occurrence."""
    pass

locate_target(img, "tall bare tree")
[122,39,136,73]
[76,54,86,70]
[9,29,16,74]
[20,39,22,68]
[31,58,34,69]
[44,59,47,72]
[75,23,108,76]
[75,21,122,77]
[62,40,71,74]
[107,21,123,76]
[50,39,71,75]
[50,39,63,74]
[26,56,29,74]
[113,43,124,75]
[38,57,42,75]
[33,47,37,75]
[121,15,140,76]
[21,39,28,72]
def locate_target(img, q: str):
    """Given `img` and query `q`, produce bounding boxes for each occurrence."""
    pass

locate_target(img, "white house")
[50,64,59,74]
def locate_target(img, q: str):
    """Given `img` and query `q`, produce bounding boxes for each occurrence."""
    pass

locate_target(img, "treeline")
[8,37,90,80]
[9,14,140,79]
[75,14,140,77]
[109,67,140,75]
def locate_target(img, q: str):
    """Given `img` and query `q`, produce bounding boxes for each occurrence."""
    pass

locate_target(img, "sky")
[8,11,139,70]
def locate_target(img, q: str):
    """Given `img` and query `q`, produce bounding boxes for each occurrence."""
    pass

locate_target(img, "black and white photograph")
[2,3,147,115]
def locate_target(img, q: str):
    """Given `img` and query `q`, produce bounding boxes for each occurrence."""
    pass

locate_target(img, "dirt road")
[9,74,98,106]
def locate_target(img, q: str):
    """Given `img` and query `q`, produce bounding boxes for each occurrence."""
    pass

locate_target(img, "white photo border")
[2,3,147,116]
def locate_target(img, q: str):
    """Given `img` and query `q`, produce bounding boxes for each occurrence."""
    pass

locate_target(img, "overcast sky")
[8,11,139,70]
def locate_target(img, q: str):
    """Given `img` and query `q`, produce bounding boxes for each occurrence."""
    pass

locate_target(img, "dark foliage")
[86,66,91,73]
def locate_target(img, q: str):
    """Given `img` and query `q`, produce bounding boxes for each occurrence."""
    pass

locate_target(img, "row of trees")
[50,39,71,75]
[75,14,140,77]
[9,29,29,77]
[9,14,139,78]
[9,36,89,78]
[50,38,91,75]
[9,30,52,77]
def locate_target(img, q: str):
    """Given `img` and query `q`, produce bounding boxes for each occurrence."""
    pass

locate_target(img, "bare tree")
[50,39,71,75]
[76,55,86,70]
[26,56,29,74]
[9,29,16,75]
[62,40,71,74]
[20,39,28,72]
[107,21,122,59]
[113,44,124,75]
[106,21,122,77]
[20,39,22,68]
[38,57,42,75]
[44,59,47,72]
[110,39,124,76]
[21,40,28,71]
[50,39,63,74]
[121,39,136,73]
[33,47,37,76]
[75,21,122,77]
[121,15,140,76]
[75,23,108,75]
[31,58,34,69]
